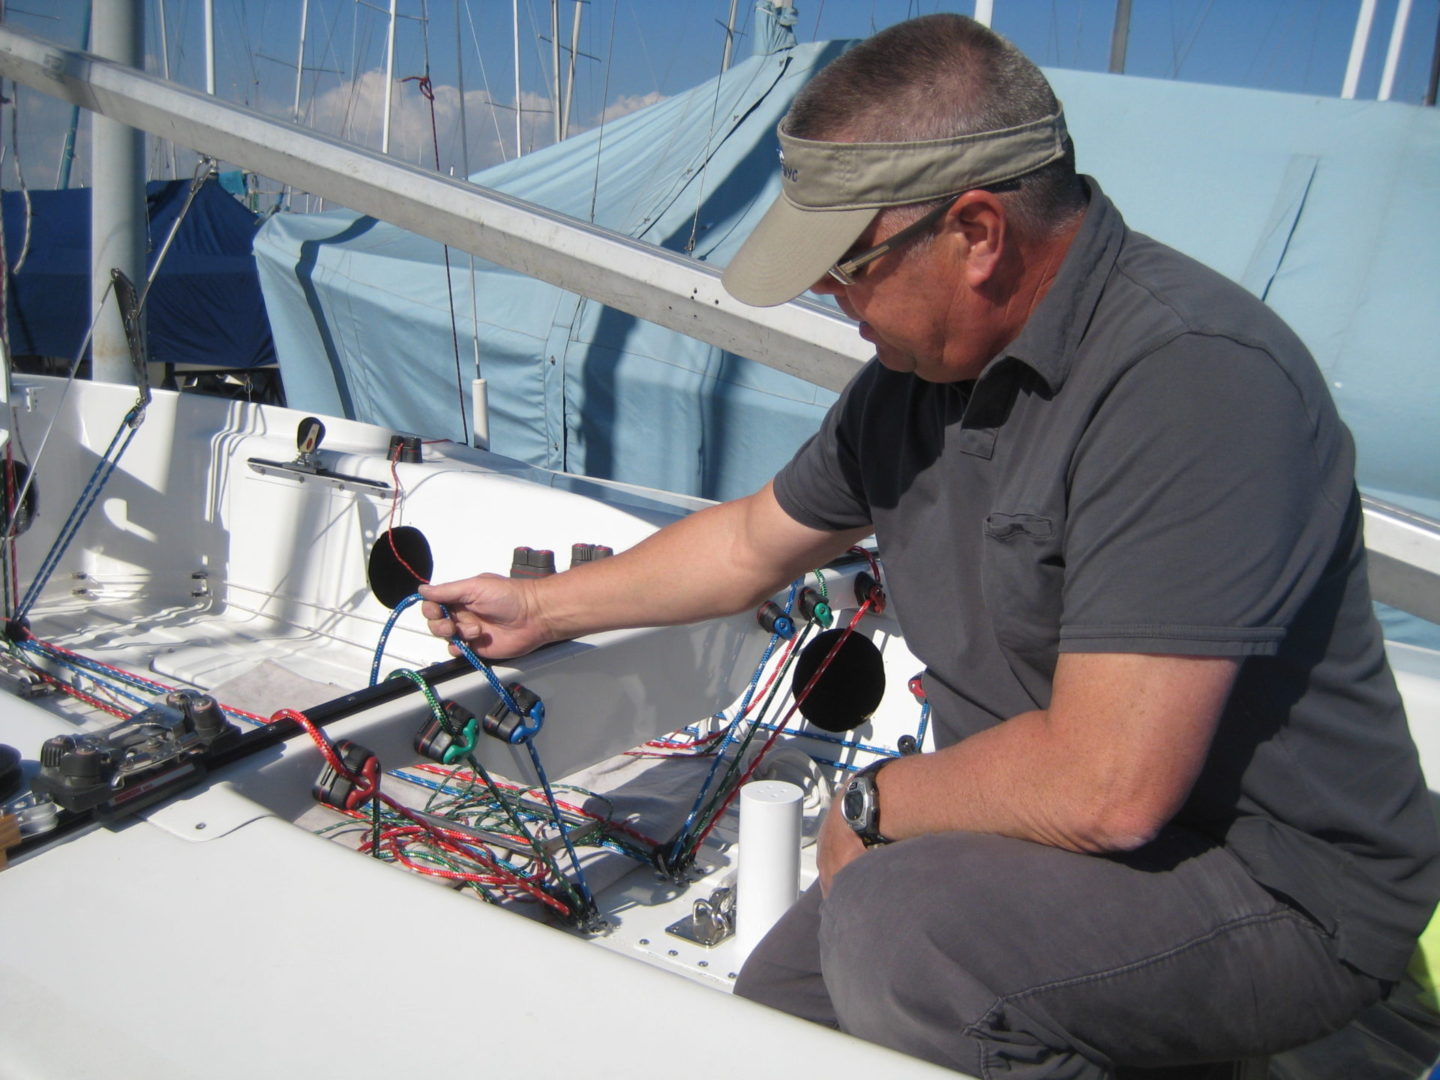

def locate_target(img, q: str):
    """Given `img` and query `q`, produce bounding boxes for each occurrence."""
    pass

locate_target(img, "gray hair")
[784,14,1086,239]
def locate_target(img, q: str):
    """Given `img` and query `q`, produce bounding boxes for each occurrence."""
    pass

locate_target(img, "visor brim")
[722,196,875,308]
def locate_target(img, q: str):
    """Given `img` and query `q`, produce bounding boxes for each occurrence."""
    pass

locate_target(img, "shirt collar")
[989,177,1124,395]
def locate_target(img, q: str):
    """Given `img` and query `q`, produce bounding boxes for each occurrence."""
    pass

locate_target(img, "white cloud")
[594,90,667,125]
[294,70,564,175]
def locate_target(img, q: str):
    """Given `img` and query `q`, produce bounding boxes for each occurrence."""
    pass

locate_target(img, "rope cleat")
[854,571,886,613]
[798,586,833,628]
[312,739,380,811]
[414,701,480,765]
[482,683,544,744]
[756,600,795,638]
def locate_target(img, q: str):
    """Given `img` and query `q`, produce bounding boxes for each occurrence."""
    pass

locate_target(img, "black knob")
[189,695,225,738]
[59,745,104,782]
[297,417,326,455]
[39,736,73,768]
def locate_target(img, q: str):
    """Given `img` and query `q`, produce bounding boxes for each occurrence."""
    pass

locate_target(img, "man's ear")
[947,190,1007,286]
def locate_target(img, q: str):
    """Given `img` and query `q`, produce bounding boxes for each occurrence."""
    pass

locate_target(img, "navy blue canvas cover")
[3,177,275,370]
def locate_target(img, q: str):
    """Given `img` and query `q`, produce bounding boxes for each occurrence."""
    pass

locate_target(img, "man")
[422,15,1439,1077]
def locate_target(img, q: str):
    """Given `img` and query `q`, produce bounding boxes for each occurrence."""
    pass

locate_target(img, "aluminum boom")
[0,24,869,393]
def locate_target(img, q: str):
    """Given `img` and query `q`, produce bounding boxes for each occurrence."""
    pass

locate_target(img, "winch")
[31,690,239,817]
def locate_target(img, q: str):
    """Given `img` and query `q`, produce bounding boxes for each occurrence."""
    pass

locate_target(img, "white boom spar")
[2,23,1438,618]
[0,23,869,393]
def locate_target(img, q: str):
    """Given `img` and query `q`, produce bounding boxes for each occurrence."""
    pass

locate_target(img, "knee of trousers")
[817,837,1005,1034]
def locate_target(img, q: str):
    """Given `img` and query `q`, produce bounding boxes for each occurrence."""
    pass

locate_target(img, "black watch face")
[842,781,865,824]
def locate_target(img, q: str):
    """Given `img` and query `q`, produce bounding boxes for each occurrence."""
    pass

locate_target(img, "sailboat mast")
[203,0,215,95]
[55,1,91,189]
[156,0,178,177]
[382,0,398,154]
[562,0,582,139]
[1379,0,1415,101]
[513,0,523,157]
[292,0,310,122]
[1108,0,1131,74]
[722,0,738,72]
[551,0,561,142]
[1343,0,1379,98]
[280,0,310,210]
[455,0,471,174]
[89,0,146,385]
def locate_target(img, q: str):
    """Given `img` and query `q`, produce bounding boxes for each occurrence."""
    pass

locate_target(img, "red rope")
[37,671,132,720]
[410,762,662,848]
[24,636,273,726]
[5,445,18,609]
[280,708,569,915]
[385,442,431,585]
[688,599,876,852]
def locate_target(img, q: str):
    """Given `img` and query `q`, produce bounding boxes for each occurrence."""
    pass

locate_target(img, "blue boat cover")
[4,177,276,370]
[255,35,1440,516]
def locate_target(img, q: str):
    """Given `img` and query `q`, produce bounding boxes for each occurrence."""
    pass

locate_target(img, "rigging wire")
[9,551,904,927]
[405,0,470,446]
[587,0,623,223]
[461,0,510,163]
[2,158,218,618]
[3,79,32,275]
[685,595,880,858]
[1170,0,1217,80]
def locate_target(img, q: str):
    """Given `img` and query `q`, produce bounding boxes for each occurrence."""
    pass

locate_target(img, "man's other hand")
[419,575,550,660]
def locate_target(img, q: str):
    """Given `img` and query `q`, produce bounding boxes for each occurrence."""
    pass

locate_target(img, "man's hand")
[817,790,868,896]
[419,575,550,659]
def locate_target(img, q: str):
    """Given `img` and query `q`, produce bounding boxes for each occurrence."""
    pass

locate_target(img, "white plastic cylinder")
[735,779,803,961]
[471,378,490,450]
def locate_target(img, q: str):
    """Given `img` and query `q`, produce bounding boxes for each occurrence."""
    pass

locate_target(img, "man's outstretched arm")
[420,481,873,658]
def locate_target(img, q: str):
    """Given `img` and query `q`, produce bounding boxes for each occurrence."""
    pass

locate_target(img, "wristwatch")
[841,758,894,846]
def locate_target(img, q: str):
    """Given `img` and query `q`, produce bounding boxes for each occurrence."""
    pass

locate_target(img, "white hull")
[0,377,956,1077]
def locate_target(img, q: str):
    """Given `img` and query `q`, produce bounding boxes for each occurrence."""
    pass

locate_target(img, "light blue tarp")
[1042,68,1440,522]
[256,47,1439,513]
[256,24,847,502]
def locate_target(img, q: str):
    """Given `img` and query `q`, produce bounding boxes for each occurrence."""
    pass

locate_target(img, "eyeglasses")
[826,194,963,287]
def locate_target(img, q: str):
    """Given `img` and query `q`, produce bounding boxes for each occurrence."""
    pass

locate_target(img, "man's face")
[810,207,996,383]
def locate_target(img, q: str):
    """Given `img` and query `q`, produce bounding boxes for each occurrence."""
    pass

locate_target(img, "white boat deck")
[1,379,1437,1079]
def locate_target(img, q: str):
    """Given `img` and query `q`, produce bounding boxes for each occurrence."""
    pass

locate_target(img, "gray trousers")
[735,829,1386,1079]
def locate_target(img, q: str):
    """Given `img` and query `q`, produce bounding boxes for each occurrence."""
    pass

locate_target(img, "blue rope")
[369,593,422,686]
[375,592,522,717]
[17,409,142,620]
[665,580,801,864]
[523,737,595,906]
[17,638,153,710]
[745,720,901,759]
[373,602,586,910]
[450,634,523,716]
[14,638,266,728]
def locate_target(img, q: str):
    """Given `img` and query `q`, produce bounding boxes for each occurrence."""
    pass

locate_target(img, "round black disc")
[367,526,434,609]
[790,628,886,733]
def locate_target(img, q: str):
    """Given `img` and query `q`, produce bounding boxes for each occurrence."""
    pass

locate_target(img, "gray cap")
[722,110,1069,307]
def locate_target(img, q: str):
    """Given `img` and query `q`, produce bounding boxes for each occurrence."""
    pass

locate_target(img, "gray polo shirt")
[774,179,1440,981]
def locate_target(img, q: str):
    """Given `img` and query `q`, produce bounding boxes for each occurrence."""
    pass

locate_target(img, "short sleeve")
[1059,333,1355,655]
[773,361,879,532]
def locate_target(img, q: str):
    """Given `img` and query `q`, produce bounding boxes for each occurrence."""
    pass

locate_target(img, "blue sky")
[3,1,1436,188]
